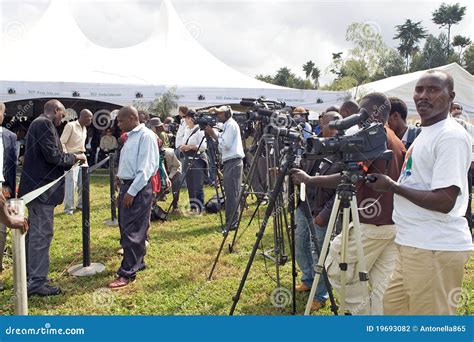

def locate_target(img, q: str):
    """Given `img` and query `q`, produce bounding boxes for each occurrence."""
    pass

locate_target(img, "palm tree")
[311,67,321,89]
[393,19,427,71]
[302,60,315,79]
[432,2,467,57]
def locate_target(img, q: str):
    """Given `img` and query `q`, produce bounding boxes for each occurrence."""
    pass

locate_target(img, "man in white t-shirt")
[367,70,473,315]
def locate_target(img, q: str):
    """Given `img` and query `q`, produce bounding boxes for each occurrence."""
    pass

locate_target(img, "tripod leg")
[209,137,266,279]
[304,197,341,315]
[229,159,291,315]
[306,216,338,316]
[339,207,351,314]
[350,198,370,314]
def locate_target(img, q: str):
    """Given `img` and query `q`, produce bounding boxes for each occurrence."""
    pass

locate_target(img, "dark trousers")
[117,181,153,279]
[185,158,205,211]
[26,200,55,291]
[223,158,243,229]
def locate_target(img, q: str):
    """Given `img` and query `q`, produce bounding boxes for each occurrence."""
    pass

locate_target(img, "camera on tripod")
[195,112,217,130]
[305,109,391,163]
[240,98,293,127]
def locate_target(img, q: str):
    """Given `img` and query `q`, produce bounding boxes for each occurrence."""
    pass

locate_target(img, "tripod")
[299,194,339,315]
[208,131,288,280]
[229,143,298,315]
[304,162,369,315]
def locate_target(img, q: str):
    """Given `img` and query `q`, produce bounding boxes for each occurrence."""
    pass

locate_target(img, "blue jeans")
[295,207,329,302]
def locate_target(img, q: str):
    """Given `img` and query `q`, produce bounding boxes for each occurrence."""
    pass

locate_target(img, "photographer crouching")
[205,106,245,231]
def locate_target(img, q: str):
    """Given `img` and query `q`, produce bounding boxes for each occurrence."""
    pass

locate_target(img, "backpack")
[405,125,421,150]
[205,193,225,214]
[150,202,167,221]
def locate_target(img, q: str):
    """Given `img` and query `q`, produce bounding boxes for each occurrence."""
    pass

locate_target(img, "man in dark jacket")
[18,100,86,296]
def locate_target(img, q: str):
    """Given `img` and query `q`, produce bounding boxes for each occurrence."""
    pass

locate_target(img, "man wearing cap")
[150,117,170,148]
[292,107,312,141]
[205,106,244,231]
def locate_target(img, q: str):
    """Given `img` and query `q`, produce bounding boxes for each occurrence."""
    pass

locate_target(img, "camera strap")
[185,127,200,145]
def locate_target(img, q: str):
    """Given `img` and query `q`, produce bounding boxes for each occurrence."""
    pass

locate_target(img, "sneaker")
[28,284,61,297]
[64,210,73,215]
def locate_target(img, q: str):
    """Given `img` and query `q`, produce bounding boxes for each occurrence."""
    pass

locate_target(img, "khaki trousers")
[326,223,397,315]
[383,244,471,315]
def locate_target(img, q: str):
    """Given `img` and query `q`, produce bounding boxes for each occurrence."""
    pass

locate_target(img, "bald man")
[60,109,93,214]
[108,106,159,290]
[18,99,86,296]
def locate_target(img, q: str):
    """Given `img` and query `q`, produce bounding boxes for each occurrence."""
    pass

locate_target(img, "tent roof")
[0,0,349,109]
[0,0,286,89]
[352,63,474,116]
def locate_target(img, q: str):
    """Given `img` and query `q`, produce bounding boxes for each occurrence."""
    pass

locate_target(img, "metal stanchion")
[10,198,28,315]
[68,166,105,276]
[12,230,27,315]
[104,153,118,227]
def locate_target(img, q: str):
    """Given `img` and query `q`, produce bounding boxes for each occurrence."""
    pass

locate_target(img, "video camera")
[305,109,392,163]
[240,98,293,128]
[195,112,217,130]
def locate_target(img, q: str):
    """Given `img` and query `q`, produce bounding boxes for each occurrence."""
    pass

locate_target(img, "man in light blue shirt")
[108,106,159,290]
[205,106,244,231]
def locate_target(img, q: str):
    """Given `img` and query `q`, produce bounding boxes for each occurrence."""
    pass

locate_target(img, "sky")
[1,0,473,85]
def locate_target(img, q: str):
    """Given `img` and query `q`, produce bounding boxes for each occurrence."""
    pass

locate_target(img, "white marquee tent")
[351,63,474,118]
[0,0,348,110]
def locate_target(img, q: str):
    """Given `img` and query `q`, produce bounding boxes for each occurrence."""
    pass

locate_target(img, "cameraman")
[291,92,405,315]
[295,111,342,312]
[205,106,244,231]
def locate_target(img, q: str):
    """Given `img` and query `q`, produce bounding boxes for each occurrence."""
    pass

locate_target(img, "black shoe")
[28,284,61,297]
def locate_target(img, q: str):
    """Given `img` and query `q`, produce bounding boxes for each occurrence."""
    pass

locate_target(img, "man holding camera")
[368,70,472,315]
[291,92,405,314]
[294,111,342,311]
[205,106,244,231]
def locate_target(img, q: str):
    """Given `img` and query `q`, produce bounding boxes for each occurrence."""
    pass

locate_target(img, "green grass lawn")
[0,176,472,315]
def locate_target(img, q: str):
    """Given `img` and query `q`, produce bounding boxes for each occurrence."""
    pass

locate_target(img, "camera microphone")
[329,108,369,131]
[240,98,257,107]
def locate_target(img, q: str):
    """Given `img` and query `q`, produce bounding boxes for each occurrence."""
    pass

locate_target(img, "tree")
[302,60,315,79]
[311,67,321,89]
[372,49,406,80]
[432,2,467,56]
[411,33,449,71]
[323,76,359,91]
[255,74,274,84]
[393,19,427,70]
[345,22,388,75]
[452,35,472,58]
[256,68,313,89]
[340,59,370,85]
[274,67,293,87]
[463,44,474,74]
[148,88,179,119]
[329,52,344,77]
